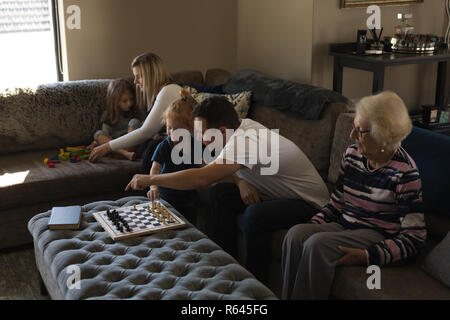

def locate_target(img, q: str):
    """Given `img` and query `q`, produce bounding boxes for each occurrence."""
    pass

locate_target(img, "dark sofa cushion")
[402,127,450,218]
[223,70,351,120]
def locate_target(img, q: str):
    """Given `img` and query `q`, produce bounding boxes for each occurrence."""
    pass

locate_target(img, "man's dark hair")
[193,96,240,130]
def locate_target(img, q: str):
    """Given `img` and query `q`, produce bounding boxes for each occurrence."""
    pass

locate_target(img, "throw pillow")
[184,86,251,119]
[422,232,450,288]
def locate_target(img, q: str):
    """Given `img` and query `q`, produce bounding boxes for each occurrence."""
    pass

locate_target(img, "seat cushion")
[28,197,277,300]
[0,80,109,154]
[0,149,142,211]
[403,127,450,220]
[331,238,450,300]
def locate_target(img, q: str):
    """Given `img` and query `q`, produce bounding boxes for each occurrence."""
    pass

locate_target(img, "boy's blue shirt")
[151,136,202,198]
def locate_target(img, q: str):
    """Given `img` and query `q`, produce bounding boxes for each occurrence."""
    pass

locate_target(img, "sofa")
[4,67,449,300]
[262,112,450,299]
[207,72,450,299]
[0,68,230,250]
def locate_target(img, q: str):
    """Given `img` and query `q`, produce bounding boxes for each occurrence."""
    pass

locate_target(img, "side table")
[329,43,450,108]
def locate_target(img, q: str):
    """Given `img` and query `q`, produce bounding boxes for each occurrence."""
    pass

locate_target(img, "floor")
[0,245,49,300]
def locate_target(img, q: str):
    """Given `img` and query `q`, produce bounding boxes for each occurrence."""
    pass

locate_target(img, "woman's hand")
[147,186,160,201]
[236,179,262,206]
[89,143,111,162]
[126,174,152,191]
[336,246,368,266]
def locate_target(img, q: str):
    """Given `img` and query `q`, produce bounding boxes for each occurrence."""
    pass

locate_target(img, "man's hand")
[336,246,367,266]
[236,179,262,206]
[147,186,160,201]
[89,143,111,162]
[126,174,152,191]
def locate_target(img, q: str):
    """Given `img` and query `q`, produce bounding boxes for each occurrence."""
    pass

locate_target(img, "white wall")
[59,0,238,80]
[237,0,314,84]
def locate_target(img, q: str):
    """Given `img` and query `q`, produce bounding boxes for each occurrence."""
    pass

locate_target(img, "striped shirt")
[311,145,426,266]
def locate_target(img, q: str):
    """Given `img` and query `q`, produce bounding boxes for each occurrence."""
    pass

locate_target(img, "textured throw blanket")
[223,70,351,120]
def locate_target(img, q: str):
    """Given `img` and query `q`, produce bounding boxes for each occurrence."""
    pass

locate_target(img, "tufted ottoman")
[28,196,277,300]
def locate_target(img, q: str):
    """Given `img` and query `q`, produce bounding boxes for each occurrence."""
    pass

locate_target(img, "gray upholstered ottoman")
[28,197,277,300]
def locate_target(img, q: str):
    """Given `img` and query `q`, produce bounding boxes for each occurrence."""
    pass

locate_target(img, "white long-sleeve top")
[109,84,182,151]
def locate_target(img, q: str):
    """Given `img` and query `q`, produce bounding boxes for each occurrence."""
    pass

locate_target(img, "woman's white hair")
[356,91,412,152]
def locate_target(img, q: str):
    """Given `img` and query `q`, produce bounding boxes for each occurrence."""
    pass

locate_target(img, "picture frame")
[340,0,423,9]
[422,105,449,124]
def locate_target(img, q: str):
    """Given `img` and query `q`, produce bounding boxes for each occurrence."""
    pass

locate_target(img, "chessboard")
[93,201,186,240]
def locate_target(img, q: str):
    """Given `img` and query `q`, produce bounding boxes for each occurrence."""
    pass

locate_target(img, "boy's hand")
[126,174,151,191]
[147,186,160,201]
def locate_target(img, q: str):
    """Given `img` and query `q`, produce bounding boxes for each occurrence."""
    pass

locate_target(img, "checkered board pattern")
[93,202,186,241]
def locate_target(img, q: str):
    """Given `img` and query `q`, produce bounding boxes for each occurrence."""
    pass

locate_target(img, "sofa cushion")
[422,232,450,288]
[327,113,354,185]
[0,80,110,154]
[0,149,142,211]
[249,103,349,180]
[331,238,450,299]
[171,70,204,87]
[204,69,232,86]
[402,126,450,219]
[185,87,251,119]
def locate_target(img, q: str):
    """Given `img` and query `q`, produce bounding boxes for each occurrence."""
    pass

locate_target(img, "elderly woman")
[281,91,427,300]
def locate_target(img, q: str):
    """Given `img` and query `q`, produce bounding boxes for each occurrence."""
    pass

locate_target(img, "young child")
[147,89,201,225]
[89,79,143,160]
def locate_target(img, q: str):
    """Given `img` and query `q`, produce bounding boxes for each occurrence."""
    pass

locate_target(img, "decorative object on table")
[340,0,423,9]
[365,27,384,54]
[439,109,450,123]
[422,105,450,125]
[388,12,440,53]
[356,29,367,54]
[389,34,440,53]
[48,206,82,230]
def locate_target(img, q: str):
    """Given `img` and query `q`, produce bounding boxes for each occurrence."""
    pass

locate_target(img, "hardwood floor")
[0,245,49,300]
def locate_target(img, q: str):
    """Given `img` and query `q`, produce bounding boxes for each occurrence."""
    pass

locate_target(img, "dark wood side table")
[329,43,450,108]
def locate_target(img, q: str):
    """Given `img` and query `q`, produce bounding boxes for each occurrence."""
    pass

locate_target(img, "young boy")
[148,91,201,225]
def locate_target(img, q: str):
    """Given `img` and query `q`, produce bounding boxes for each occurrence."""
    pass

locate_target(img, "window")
[0,0,62,89]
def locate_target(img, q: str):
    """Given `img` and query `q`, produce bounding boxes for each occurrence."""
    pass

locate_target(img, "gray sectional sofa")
[2,68,449,299]
[0,69,229,250]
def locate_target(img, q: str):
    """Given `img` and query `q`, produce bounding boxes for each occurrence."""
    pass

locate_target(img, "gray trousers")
[281,222,385,300]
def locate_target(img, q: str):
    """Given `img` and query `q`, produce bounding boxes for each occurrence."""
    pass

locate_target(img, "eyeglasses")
[352,124,370,137]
